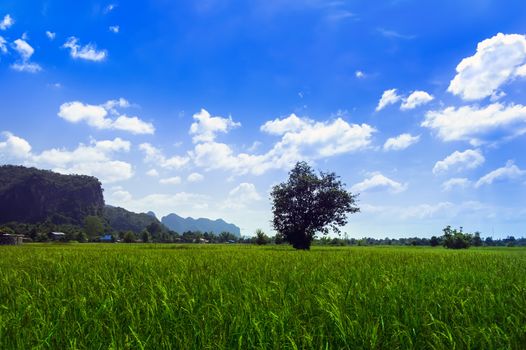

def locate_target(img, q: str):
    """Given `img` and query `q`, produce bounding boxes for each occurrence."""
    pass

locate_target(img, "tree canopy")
[271,161,359,250]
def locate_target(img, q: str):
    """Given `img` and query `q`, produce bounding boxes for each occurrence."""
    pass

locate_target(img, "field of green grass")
[1,244,525,349]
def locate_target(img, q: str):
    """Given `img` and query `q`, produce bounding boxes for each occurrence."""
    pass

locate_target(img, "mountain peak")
[161,213,240,237]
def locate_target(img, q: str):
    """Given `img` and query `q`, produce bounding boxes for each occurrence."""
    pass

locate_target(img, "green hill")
[0,165,104,225]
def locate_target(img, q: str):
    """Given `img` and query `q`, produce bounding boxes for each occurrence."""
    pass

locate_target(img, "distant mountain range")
[161,213,241,237]
[0,165,241,237]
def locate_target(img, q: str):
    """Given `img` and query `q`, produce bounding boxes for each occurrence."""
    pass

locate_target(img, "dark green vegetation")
[161,213,241,237]
[0,165,104,225]
[0,166,240,241]
[271,161,359,250]
[1,245,525,349]
[103,205,167,234]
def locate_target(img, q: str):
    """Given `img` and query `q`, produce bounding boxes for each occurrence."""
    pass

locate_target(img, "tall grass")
[0,244,525,349]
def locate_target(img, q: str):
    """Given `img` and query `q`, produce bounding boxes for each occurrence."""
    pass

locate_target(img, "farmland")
[1,244,525,349]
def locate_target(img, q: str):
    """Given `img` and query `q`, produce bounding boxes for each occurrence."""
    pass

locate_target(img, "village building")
[0,234,24,245]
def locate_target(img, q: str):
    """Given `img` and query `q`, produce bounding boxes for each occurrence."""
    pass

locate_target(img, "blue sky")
[1,0,526,238]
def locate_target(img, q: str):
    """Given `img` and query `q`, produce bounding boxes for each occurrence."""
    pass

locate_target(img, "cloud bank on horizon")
[1,1,525,238]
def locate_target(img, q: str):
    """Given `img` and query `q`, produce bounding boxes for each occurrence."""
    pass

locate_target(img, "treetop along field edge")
[271,161,359,250]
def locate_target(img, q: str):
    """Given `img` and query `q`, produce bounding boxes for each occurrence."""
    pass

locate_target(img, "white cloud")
[187,172,204,183]
[222,183,262,209]
[32,138,133,183]
[192,115,375,175]
[448,33,526,101]
[398,202,453,220]
[433,149,484,174]
[107,186,133,202]
[376,89,401,111]
[105,190,211,219]
[0,14,14,30]
[422,103,526,144]
[400,91,434,110]
[139,143,190,169]
[63,37,107,62]
[377,28,416,40]
[109,25,120,33]
[184,109,375,176]
[159,176,182,185]
[383,133,420,151]
[10,38,42,73]
[260,113,309,135]
[350,173,407,193]
[10,62,42,73]
[146,169,159,177]
[104,4,117,14]
[58,99,154,134]
[0,132,32,159]
[190,109,241,143]
[442,178,471,192]
[53,161,133,184]
[0,36,7,54]
[45,31,56,40]
[475,161,525,188]
[355,70,365,78]
[112,115,155,134]
[1,133,133,184]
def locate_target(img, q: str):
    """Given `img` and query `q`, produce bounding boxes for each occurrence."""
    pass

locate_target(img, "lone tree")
[270,161,359,250]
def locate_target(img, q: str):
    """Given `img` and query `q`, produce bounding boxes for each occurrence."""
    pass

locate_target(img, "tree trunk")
[291,234,311,250]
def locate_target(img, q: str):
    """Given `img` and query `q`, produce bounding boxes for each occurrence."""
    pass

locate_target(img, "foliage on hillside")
[103,205,169,234]
[0,165,104,225]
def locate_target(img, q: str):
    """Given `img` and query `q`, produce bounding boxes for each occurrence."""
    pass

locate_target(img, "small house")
[0,234,23,245]
[50,232,66,241]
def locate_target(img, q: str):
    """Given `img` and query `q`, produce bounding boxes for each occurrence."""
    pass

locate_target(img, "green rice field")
[0,244,525,349]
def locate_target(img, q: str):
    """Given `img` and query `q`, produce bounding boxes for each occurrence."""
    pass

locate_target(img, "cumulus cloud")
[187,172,204,183]
[109,25,120,33]
[58,99,155,134]
[376,89,401,111]
[0,132,32,160]
[400,91,434,110]
[222,183,262,209]
[12,38,34,59]
[159,176,182,185]
[0,14,14,30]
[45,31,56,40]
[355,70,365,78]
[139,143,190,169]
[0,36,6,54]
[32,138,132,183]
[422,103,526,144]
[192,114,375,175]
[383,133,420,151]
[10,38,41,73]
[448,33,526,101]
[1,133,133,183]
[475,161,525,188]
[11,62,42,73]
[260,113,309,135]
[146,169,159,177]
[190,109,241,143]
[433,149,484,174]
[442,178,471,192]
[63,37,107,62]
[350,173,407,193]
[105,190,211,219]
